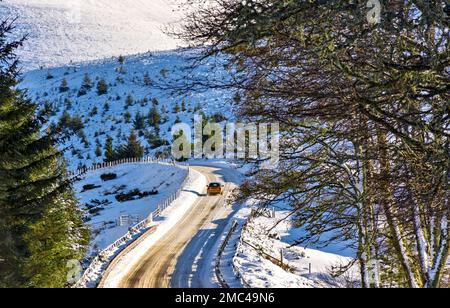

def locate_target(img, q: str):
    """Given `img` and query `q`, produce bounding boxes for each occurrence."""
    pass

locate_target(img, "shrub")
[100,173,117,182]
[88,207,104,216]
[115,189,141,202]
[81,184,101,192]
[115,188,158,202]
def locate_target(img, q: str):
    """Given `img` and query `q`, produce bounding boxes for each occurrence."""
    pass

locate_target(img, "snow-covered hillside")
[21,51,232,170]
[0,0,183,69]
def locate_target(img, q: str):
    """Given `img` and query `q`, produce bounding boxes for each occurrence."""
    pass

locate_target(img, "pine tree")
[125,94,134,108]
[173,102,181,113]
[96,79,108,96]
[82,73,92,89]
[148,102,161,132]
[78,73,92,96]
[0,20,89,287]
[124,111,132,123]
[59,78,69,93]
[95,144,102,157]
[133,112,146,130]
[116,132,145,159]
[118,55,125,65]
[148,129,168,150]
[104,136,115,162]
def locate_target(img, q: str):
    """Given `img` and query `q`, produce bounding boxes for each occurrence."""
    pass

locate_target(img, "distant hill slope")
[0,0,183,69]
[21,51,232,170]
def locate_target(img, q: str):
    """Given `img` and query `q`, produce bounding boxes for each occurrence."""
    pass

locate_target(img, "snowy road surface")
[99,164,243,288]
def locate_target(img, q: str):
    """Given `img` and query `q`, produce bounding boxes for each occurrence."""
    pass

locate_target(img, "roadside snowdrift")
[231,208,359,288]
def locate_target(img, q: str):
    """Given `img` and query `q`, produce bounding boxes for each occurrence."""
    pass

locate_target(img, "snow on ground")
[0,0,184,69]
[101,167,206,288]
[170,161,245,288]
[74,162,187,257]
[20,50,232,170]
[227,206,359,288]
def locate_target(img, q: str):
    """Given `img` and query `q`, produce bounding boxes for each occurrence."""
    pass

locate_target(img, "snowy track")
[99,164,243,288]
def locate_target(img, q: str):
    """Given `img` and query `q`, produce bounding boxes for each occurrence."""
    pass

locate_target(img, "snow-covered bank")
[0,0,183,69]
[100,168,206,288]
[72,160,191,288]
[74,162,188,256]
[227,208,359,288]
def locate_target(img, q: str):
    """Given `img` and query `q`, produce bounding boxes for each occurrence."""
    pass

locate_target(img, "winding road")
[98,164,242,288]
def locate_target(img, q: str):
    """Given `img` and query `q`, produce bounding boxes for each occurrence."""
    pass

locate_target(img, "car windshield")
[209,183,221,187]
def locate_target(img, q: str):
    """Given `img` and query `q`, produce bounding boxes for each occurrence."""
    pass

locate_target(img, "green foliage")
[125,94,134,107]
[148,102,161,132]
[59,78,69,93]
[104,136,115,162]
[58,111,84,133]
[133,112,146,130]
[147,131,169,150]
[0,21,89,287]
[95,144,102,157]
[124,111,132,123]
[78,73,92,96]
[115,188,157,202]
[114,132,145,160]
[118,55,125,65]
[96,78,108,96]
[100,173,117,181]
[173,102,181,113]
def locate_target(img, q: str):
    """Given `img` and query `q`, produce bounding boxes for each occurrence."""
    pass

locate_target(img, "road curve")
[99,164,241,288]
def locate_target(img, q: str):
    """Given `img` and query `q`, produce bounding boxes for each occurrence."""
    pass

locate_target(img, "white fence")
[72,156,190,288]
[68,156,188,179]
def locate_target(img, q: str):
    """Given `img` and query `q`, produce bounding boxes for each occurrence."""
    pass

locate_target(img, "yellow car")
[207,182,224,196]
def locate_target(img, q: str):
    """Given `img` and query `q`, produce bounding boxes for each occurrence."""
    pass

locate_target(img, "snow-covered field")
[0,0,184,69]
[227,207,359,288]
[74,162,187,256]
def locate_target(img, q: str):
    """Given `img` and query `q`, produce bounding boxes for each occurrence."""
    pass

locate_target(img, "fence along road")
[99,164,242,288]
[72,157,189,288]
